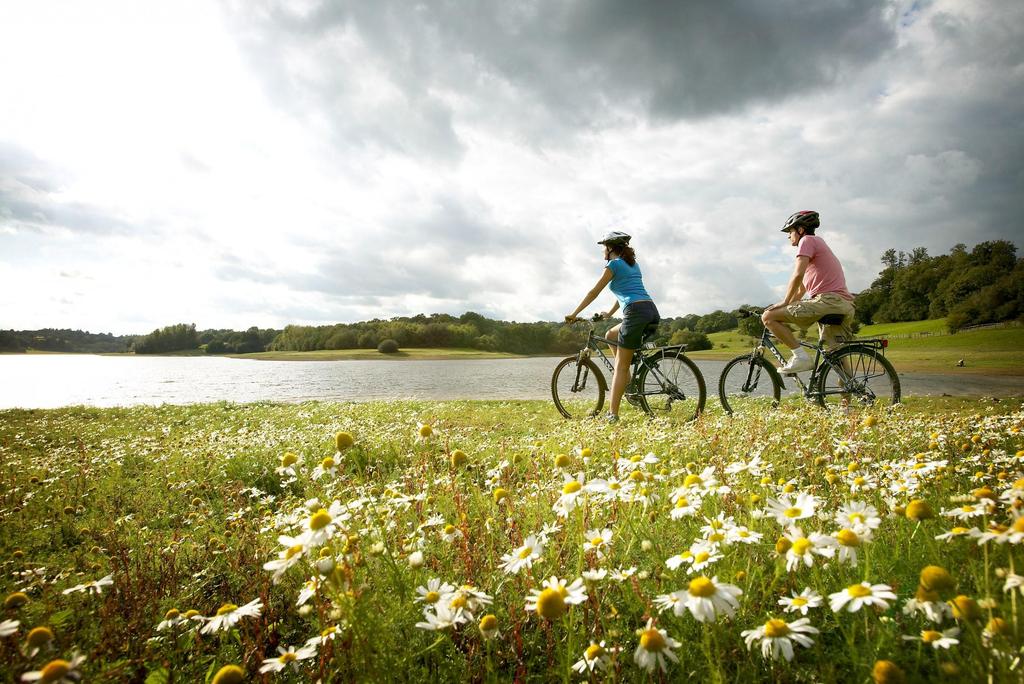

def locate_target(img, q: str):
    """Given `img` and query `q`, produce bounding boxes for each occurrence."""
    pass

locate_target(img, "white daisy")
[834,501,881,532]
[415,578,456,606]
[679,466,722,496]
[582,528,613,559]
[305,625,341,647]
[585,477,635,503]
[416,603,467,631]
[1003,572,1024,596]
[446,585,492,621]
[765,493,819,526]
[263,535,308,584]
[553,474,587,517]
[742,617,819,661]
[572,640,618,674]
[935,526,977,542]
[778,588,823,615]
[61,574,114,596]
[524,576,586,621]
[259,643,318,673]
[296,577,320,607]
[829,582,897,613]
[297,500,348,548]
[653,590,686,615]
[683,576,743,623]
[500,535,544,575]
[833,527,871,567]
[901,597,952,623]
[725,452,770,477]
[726,526,763,545]
[940,502,993,521]
[682,540,722,574]
[19,652,86,683]
[633,618,680,673]
[901,627,960,649]
[669,491,700,519]
[311,456,339,480]
[610,566,637,582]
[784,527,837,572]
[0,619,19,638]
[201,598,263,634]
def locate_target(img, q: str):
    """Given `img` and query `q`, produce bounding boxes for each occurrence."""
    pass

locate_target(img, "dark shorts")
[618,300,660,350]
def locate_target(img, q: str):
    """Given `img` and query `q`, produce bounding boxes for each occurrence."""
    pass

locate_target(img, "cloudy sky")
[1,0,1021,334]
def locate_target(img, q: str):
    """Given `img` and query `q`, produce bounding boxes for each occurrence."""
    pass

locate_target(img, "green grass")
[1,398,1022,682]
[699,330,760,355]
[858,318,950,337]
[689,320,1024,374]
[237,347,538,361]
[880,327,1024,374]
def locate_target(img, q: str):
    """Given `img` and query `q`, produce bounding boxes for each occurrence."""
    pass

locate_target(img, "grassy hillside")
[690,319,1024,374]
[858,319,949,336]
[701,330,760,355]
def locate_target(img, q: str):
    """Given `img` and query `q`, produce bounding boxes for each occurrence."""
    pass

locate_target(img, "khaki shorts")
[780,293,855,346]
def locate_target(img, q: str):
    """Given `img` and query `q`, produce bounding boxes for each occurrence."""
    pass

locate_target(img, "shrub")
[377,339,400,354]
[668,329,712,351]
[205,340,227,355]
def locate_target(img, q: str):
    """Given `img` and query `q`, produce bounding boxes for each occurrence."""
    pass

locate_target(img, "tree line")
[854,240,1022,331]
[4,239,1018,355]
[0,329,134,353]
[132,324,280,354]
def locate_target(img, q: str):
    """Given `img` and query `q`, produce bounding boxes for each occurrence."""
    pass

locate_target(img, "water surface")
[0,354,1018,409]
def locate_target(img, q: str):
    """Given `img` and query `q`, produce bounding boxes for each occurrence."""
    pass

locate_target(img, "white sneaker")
[779,354,814,375]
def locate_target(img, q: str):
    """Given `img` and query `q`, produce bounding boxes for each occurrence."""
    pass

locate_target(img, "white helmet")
[598,231,631,246]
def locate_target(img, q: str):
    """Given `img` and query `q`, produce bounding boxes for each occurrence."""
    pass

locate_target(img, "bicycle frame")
[749,326,881,401]
[573,328,688,401]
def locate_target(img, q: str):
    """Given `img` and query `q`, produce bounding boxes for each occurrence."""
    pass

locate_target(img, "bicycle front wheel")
[551,356,607,419]
[815,345,901,410]
[636,351,706,421]
[718,354,783,415]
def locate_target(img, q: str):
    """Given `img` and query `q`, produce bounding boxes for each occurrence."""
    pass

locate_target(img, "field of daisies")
[1,397,1023,683]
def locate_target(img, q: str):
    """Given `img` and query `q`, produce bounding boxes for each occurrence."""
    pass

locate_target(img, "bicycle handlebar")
[564,314,604,325]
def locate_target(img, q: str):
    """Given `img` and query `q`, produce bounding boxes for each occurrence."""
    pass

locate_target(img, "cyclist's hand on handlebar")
[564,314,581,324]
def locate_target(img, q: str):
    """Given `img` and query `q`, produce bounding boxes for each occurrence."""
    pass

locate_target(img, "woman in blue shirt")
[565,231,660,423]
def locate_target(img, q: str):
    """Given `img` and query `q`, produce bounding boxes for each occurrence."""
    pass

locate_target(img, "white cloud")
[0,0,1021,334]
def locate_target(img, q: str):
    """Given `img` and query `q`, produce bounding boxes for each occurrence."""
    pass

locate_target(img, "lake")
[0,354,1019,409]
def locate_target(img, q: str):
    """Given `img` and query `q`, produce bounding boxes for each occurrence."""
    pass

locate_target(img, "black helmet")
[598,230,631,245]
[781,211,819,232]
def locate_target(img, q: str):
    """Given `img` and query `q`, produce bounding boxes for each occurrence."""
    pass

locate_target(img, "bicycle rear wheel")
[636,351,706,421]
[718,354,783,415]
[551,356,606,419]
[815,345,900,410]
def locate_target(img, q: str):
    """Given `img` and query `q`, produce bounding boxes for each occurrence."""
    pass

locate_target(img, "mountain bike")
[552,317,706,421]
[718,308,900,414]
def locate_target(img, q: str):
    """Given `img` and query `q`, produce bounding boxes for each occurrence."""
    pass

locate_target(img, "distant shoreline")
[232,348,555,362]
[2,348,557,362]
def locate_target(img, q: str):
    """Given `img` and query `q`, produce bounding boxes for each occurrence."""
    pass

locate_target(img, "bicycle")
[551,316,706,421]
[718,308,900,414]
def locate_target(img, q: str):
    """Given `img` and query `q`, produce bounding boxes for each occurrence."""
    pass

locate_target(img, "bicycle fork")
[572,362,590,393]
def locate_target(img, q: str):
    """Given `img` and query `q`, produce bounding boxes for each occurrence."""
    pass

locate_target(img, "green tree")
[668,329,712,351]
[134,323,198,354]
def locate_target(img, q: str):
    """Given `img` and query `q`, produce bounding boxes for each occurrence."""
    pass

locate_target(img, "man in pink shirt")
[761,211,855,374]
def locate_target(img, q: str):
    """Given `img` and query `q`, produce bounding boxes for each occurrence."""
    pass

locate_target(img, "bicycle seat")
[641,323,659,342]
[817,314,846,326]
